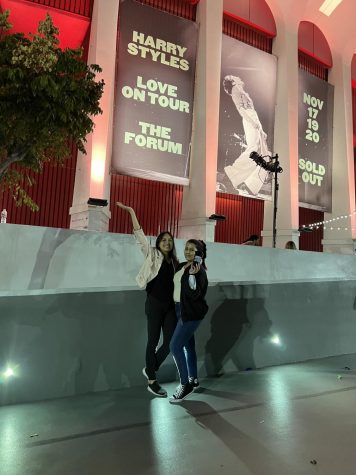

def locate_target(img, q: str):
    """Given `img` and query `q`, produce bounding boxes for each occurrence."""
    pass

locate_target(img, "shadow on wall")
[28,227,123,290]
[28,228,71,289]
[204,285,272,376]
[0,290,147,404]
[52,291,149,395]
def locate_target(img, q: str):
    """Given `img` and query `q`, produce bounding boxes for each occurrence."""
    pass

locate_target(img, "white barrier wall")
[1,224,356,404]
[1,224,356,294]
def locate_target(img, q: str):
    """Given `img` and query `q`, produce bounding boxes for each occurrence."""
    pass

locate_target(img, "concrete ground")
[1,354,356,475]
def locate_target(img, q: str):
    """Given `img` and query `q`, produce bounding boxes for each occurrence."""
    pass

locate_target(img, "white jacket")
[134,228,164,289]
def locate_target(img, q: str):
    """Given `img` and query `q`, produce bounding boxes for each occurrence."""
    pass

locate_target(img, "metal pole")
[248,151,282,248]
[272,166,279,248]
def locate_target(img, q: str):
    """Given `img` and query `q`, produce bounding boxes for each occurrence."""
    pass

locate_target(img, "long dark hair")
[242,234,259,244]
[186,239,207,270]
[155,231,179,268]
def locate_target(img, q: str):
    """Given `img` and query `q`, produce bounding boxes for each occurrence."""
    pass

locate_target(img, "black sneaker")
[188,377,200,390]
[147,381,167,397]
[169,383,194,404]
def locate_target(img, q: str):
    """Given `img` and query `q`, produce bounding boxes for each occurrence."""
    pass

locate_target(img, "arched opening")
[215,0,277,245]
[298,21,332,80]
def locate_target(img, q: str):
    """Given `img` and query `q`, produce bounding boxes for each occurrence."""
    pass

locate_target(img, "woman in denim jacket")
[117,202,178,397]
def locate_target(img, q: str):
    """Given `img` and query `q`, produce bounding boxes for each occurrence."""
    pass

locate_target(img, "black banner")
[217,35,277,200]
[112,0,198,185]
[298,70,334,211]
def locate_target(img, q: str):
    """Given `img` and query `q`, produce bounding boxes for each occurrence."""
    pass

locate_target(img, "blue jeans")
[170,303,201,385]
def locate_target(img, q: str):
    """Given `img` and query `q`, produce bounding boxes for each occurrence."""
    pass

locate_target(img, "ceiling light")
[319,0,343,16]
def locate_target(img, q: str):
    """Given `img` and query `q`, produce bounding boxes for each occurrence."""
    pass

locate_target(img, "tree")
[0,10,104,210]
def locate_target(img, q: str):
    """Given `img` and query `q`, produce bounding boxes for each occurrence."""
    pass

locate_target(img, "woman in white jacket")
[116,202,178,397]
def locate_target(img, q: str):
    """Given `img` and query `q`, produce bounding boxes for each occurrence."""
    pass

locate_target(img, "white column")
[70,0,119,231]
[262,23,300,249]
[178,0,223,242]
[322,54,356,254]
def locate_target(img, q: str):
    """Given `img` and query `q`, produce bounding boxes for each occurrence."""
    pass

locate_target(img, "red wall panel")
[215,193,264,244]
[110,174,183,237]
[0,0,91,228]
[299,207,323,252]
[0,143,77,228]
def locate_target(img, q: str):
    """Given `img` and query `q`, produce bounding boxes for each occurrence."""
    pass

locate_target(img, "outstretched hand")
[189,263,201,275]
[116,202,133,213]
[116,202,141,231]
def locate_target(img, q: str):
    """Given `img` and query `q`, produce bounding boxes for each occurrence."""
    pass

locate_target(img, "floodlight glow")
[271,335,281,346]
[4,368,14,378]
[91,145,106,183]
[319,0,343,16]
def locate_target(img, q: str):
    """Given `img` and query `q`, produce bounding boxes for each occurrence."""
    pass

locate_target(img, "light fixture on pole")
[208,214,226,222]
[250,152,283,248]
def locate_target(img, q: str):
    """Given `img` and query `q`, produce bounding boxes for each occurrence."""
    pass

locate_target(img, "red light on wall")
[91,145,106,184]
[0,0,90,49]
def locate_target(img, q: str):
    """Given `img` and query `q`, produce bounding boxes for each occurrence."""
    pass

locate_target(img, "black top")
[176,262,209,321]
[146,259,175,303]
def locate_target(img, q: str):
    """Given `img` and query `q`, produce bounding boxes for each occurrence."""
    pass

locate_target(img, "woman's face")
[158,233,174,254]
[184,242,197,263]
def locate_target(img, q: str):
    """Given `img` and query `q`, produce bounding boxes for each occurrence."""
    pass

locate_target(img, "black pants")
[145,294,177,380]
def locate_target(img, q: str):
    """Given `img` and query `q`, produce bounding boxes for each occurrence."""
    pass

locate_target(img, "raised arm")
[116,202,141,231]
[116,202,150,256]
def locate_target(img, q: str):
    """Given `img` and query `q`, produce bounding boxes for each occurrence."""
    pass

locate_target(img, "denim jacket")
[134,228,164,289]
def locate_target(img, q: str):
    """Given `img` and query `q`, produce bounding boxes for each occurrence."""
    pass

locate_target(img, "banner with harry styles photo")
[112,0,198,185]
[217,34,277,200]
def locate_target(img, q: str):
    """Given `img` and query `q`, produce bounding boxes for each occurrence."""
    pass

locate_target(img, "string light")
[302,211,356,231]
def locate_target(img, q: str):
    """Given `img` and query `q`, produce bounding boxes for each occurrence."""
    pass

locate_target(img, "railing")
[136,0,197,21]
[298,50,329,81]
[23,0,94,18]
[223,14,273,54]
